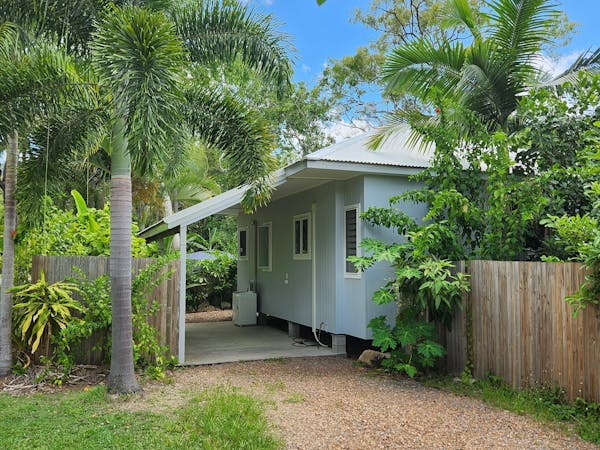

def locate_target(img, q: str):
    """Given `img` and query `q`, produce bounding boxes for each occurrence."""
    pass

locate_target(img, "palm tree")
[0,26,83,376]
[380,0,597,138]
[91,2,291,393]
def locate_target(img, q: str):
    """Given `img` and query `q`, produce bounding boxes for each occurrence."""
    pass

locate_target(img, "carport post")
[178,224,187,364]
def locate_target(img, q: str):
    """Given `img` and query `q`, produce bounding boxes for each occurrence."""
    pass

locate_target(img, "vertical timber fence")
[31,255,180,364]
[443,260,599,403]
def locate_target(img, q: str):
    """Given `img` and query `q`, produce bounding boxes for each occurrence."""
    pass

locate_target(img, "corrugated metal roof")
[305,126,432,168]
[140,127,431,241]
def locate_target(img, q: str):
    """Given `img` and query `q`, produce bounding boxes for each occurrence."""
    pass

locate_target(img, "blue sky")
[250,0,600,85]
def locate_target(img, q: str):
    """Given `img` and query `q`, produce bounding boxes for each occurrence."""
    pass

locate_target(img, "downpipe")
[311,202,327,347]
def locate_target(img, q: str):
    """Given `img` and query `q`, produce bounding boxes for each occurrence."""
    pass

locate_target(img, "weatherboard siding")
[362,175,428,339]
[236,174,426,340]
[238,182,338,332]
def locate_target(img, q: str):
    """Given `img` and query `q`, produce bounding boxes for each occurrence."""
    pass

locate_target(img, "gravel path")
[128,356,595,449]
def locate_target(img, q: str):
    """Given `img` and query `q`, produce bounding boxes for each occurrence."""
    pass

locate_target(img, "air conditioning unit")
[232,291,257,326]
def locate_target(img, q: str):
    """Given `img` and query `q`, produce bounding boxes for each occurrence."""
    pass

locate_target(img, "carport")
[184,321,341,365]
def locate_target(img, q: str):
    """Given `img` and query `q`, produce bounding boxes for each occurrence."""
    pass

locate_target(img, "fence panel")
[444,260,599,402]
[31,255,179,364]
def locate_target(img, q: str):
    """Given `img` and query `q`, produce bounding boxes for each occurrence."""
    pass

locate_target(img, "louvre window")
[293,213,311,259]
[238,228,248,260]
[258,223,272,270]
[345,206,360,275]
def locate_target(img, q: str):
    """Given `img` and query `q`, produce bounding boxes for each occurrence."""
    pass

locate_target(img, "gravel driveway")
[133,356,595,449]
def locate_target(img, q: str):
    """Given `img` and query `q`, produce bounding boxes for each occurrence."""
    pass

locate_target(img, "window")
[257,222,272,271]
[238,228,248,260]
[293,213,311,259]
[344,205,360,277]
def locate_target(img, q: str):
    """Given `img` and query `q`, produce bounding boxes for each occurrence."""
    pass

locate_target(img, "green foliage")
[10,272,83,356]
[131,256,178,373]
[15,193,153,283]
[539,121,600,314]
[54,269,112,369]
[186,251,237,311]
[354,210,469,376]
[40,258,176,378]
[426,375,600,445]
[369,314,446,378]
[0,385,282,449]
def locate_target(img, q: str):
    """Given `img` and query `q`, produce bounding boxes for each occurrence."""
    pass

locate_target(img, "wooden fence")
[443,260,599,402]
[31,255,180,364]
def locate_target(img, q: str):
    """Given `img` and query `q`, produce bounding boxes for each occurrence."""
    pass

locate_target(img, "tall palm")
[91,2,291,393]
[0,26,83,376]
[380,0,596,138]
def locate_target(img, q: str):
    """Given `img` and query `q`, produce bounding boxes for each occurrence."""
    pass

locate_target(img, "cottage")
[140,127,430,363]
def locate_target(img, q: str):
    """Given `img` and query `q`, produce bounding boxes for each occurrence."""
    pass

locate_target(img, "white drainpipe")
[311,202,327,347]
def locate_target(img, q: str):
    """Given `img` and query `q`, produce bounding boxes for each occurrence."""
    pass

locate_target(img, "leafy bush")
[54,270,112,369]
[187,251,237,311]
[10,271,83,358]
[352,236,469,377]
[15,191,154,283]
[18,257,177,379]
[540,124,600,314]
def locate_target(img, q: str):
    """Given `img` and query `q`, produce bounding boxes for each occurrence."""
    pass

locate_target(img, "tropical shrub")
[22,257,177,379]
[541,125,600,314]
[10,271,83,358]
[54,270,112,369]
[187,251,237,311]
[15,191,154,283]
[351,232,470,377]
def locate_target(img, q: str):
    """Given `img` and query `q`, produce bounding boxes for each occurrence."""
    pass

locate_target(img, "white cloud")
[535,50,582,77]
[301,63,311,73]
[324,119,374,143]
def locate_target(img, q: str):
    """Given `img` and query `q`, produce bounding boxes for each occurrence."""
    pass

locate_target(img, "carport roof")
[139,127,430,241]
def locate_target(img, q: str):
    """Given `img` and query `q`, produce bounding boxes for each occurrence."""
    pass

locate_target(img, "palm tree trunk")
[107,117,140,394]
[0,131,18,376]
[162,193,180,250]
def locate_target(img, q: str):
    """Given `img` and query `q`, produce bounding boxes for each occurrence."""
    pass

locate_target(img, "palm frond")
[488,0,559,63]
[383,37,467,103]
[91,4,185,174]
[168,0,293,96]
[183,83,276,204]
[0,39,86,139]
[441,0,482,40]
[547,47,600,86]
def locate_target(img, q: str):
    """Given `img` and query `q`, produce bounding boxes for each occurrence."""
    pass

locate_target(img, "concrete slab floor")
[184,321,344,365]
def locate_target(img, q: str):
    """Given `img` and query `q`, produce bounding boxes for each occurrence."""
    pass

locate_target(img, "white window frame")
[344,204,361,279]
[237,227,248,261]
[257,222,272,271]
[292,213,311,260]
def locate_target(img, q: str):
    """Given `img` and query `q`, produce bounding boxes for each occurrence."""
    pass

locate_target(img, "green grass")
[0,385,282,450]
[424,375,600,445]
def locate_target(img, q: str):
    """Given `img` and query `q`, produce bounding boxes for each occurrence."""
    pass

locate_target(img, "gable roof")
[139,127,430,241]
[306,126,430,168]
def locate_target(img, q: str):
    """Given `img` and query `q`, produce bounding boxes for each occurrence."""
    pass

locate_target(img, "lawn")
[0,385,282,450]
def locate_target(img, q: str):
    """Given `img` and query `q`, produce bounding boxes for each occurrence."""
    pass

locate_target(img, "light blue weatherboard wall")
[237,174,427,340]
[237,181,338,332]
[362,175,428,339]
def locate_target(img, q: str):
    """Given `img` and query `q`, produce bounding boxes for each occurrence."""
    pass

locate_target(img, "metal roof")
[306,126,431,168]
[139,127,431,241]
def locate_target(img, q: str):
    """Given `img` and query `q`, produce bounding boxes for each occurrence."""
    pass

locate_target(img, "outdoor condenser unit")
[232,291,257,326]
